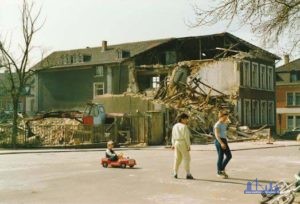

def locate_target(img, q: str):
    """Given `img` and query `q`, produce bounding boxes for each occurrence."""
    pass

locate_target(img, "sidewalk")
[191,140,300,151]
[0,140,299,155]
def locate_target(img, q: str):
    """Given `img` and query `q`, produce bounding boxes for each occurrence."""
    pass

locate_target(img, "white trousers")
[173,141,191,175]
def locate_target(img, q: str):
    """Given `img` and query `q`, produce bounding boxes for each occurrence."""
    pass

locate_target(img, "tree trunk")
[11,98,19,149]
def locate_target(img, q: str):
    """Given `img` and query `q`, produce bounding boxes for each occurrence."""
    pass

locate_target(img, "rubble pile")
[28,118,81,145]
[152,61,267,142]
[154,62,236,134]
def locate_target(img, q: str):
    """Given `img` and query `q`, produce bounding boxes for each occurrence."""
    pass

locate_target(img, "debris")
[151,60,270,144]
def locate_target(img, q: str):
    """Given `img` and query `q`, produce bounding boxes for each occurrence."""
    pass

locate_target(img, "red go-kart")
[101,157,136,168]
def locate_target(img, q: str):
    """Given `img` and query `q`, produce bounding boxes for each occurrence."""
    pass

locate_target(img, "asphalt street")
[0,143,299,204]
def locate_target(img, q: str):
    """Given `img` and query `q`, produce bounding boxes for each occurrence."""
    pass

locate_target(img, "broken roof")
[276,58,300,72]
[33,32,280,71]
[177,32,280,60]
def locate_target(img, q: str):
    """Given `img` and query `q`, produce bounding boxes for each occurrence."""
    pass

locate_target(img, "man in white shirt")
[171,113,194,179]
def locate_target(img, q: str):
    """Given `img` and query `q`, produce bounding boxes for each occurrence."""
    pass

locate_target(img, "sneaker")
[174,174,178,179]
[186,174,194,180]
[217,173,225,178]
[217,172,226,179]
[221,171,229,179]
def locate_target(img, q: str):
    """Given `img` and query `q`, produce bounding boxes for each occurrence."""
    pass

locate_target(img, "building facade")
[276,57,300,135]
[33,33,279,130]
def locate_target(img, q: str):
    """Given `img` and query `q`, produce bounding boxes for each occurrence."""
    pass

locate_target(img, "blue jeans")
[215,138,232,173]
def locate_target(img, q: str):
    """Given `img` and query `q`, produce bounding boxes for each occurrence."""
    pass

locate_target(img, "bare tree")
[192,0,300,55]
[0,0,42,148]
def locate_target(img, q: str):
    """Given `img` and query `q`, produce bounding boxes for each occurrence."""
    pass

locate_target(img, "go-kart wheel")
[129,165,134,168]
[121,163,126,168]
[102,162,108,168]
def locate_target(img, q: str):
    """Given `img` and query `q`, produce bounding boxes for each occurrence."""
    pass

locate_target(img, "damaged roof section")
[33,32,280,71]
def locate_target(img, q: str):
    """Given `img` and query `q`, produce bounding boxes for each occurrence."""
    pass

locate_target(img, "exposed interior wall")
[194,60,239,95]
[38,68,94,111]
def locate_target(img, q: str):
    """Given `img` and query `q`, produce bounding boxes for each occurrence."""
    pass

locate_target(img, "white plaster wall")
[193,60,239,95]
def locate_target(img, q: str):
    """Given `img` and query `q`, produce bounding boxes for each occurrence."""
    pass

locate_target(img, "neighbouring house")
[276,56,300,135]
[33,32,280,130]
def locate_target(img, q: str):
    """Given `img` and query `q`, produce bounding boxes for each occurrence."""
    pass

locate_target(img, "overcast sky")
[0,0,294,66]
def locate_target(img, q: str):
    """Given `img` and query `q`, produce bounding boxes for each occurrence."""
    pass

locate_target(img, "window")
[267,66,274,90]
[268,101,274,125]
[290,71,300,82]
[93,82,105,98]
[96,66,104,77]
[261,101,268,124]
[260,64,267,89]
[252,63,259,88]
[122,50,130,58]
[62,55,68,64]
[78,54,83,63]
[287,93,294,106]
[116,50,130,59]
[252,100,260,125]
[243,99,251,126]
[165,51,177,65]
[296,93,300,105]
[152,76,160,88]
[243,61,251,87]
[287,116,294,130]
[83,55,91,62]
[286,92,300,106]
[70,55,75,63]
[296,116,300,128]
[287,115,300,130]
[67,55,71,64]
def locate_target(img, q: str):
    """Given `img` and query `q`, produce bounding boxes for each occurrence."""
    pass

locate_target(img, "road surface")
[0,143,299,204]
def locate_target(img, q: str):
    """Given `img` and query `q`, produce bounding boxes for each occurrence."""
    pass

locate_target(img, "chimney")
[102,40,107,52]
[284,54,290,64]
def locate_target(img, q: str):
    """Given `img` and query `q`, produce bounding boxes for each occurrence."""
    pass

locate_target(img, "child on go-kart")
[105,141,124,161]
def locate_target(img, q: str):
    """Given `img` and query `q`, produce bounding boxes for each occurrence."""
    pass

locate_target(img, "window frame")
[286,92,300,106]
[152,76,160,89]
[267,66,274,90]
[243,99,251,126]
[286,115,300,130]
[93,82,105,98]
[95,66,104,77]
[260,64,267,90]
[252,100,260,126]
[251,62,259,88]
[260,100,268,124]
[268,101,275,125]
[243,60,251,87]
[287,92,294,106]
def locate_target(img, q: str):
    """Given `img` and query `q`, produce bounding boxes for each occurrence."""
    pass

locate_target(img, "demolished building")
[27,32,280,145]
